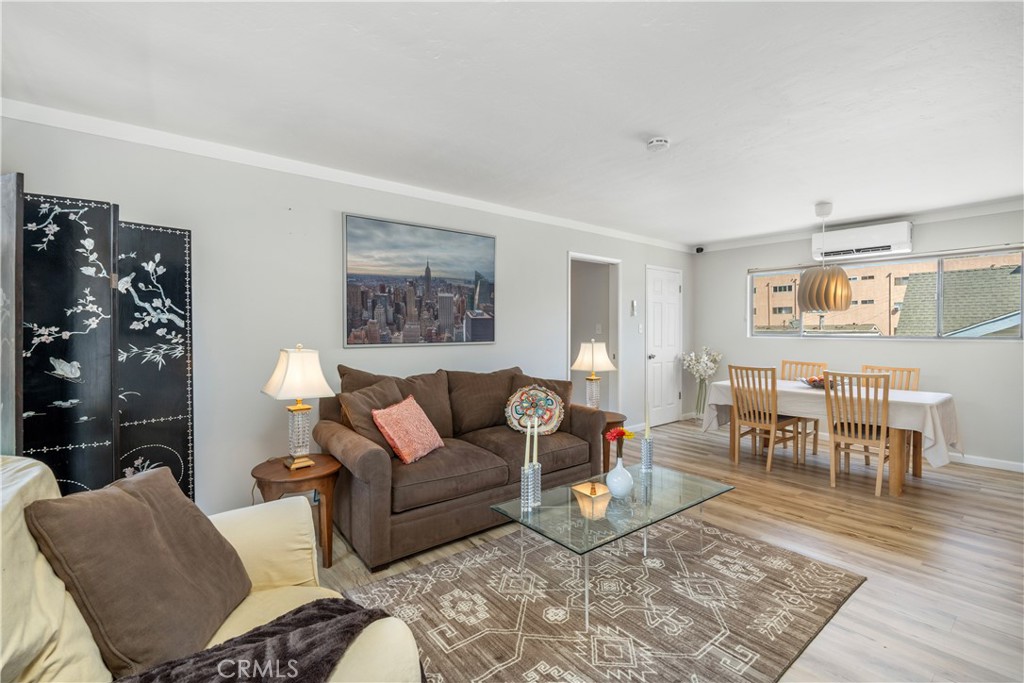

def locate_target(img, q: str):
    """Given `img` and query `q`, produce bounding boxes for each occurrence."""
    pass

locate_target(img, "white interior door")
[646,266,682,426]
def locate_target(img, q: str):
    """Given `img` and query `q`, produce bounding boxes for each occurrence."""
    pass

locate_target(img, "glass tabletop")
[491,464,733,555]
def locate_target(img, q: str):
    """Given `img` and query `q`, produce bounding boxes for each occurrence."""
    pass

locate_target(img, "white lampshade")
[261,345,334,400]
[571,339,617,376]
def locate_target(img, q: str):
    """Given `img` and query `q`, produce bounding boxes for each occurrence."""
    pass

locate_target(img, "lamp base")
[287,402,313,456]
[585,377,601,409]
[283,455,315,471]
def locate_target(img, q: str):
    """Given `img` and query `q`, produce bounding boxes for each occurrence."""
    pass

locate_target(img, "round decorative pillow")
[505,384,565,435]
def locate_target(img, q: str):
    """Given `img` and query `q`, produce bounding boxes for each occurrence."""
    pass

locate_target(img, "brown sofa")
[313,365,607,571]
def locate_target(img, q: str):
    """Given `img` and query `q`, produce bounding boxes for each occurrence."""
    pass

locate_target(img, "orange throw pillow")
[372,395,445,464]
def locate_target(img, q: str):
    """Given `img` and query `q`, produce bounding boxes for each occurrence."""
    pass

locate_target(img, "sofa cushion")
[340,378,404,457]
[0,456,112,683]
[391,438,508,513]
[338,365,454,438]
[448,366,522,435]
[373,395,445,464]
[23,467,252,678]
[513,373,573,433]
[460,425,590,483]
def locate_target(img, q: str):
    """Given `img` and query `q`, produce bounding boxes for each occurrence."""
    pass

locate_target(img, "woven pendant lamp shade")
[798,201,852,314]
[797,264,852,313]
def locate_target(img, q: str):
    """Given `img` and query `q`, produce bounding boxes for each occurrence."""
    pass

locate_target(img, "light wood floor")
[318,420,1024,682]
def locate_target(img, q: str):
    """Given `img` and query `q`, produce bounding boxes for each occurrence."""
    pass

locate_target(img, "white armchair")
[0,456,420,683]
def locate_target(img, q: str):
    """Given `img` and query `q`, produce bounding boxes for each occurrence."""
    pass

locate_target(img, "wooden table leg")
[317,480,335,569]
[602,439,610,473]
[730,404,739,464]
[912,431,923,478]
[889,428,906,496]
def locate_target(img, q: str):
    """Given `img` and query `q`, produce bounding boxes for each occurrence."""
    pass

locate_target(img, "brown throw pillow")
[23,467,251,678]
[513,373,573,433]
[339,378,404,456]
[338,365,453,438]
[448,367,522,435]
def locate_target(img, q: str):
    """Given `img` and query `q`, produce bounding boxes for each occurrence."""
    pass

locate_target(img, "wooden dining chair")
[728,365,801,472]
[861,364,920,391]
[779,360,828,458]
[861,364,922,474]
[823,371,891,496]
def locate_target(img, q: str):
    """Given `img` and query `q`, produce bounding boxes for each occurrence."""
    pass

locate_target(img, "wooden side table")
[251,453,341,568]
[601,410,628,472]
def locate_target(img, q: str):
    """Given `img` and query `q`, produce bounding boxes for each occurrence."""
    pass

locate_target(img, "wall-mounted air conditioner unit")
[811,221,913,261]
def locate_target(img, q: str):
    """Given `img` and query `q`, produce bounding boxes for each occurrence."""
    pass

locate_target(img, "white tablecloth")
[701,379,961,467]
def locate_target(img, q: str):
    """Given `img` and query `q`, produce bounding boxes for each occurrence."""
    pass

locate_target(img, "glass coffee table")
[492,464,733,630]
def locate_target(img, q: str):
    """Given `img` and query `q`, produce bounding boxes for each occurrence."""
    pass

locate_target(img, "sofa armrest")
[569,404,607,476]
[209,497,320,591]
[312,420,392,487]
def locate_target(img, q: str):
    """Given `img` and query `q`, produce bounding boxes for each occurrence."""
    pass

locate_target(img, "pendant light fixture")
[797,202,852,314]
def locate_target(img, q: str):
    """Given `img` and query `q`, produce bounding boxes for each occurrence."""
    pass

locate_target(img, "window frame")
[748,246,1023,341]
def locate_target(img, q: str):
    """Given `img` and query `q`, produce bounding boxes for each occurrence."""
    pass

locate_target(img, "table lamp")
[571,481,612,520]
[570,339,617,409]
[261,344,335,470]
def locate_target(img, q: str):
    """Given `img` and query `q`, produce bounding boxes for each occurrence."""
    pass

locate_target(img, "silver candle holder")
[530,461,542,507]
[521,463,542,512]
[641,436,654,472]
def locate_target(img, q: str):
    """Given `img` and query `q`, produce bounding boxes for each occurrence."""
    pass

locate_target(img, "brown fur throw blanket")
[120,598,391,682]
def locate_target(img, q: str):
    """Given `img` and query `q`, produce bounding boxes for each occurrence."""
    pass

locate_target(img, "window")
[750,270,801,335]
[940,253,1022,337]
[750,249,1022,339]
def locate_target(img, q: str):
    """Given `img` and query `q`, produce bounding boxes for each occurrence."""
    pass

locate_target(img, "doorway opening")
[568,253,621,411]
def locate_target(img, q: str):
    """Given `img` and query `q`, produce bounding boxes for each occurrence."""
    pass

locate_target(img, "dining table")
[701,378,961,496]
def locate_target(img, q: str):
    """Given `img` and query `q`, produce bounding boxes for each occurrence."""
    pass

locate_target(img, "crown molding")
[1,98,689,252]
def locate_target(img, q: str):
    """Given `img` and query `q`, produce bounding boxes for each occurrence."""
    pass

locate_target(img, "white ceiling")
[2,2,1022,248]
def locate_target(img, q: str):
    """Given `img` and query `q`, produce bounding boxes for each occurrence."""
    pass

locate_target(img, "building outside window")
[750,250,1021,338]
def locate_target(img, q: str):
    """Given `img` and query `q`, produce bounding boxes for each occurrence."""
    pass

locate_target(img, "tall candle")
[645,402,651,439]
[524,420,530,469]
[532,417,539,464]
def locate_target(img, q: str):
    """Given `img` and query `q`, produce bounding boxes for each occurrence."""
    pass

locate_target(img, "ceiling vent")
[811,221,913,261]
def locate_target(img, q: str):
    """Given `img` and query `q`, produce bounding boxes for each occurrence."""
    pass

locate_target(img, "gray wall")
[1,118,691,512]
[694,208,1024,468]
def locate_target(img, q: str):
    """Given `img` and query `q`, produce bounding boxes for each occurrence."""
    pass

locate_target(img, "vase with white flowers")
[682,346,723,417]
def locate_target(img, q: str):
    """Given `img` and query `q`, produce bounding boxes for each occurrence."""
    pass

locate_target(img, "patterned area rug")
[347,516,864,682]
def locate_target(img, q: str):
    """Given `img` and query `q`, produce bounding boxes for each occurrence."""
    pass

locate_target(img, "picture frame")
[343,214,496,347]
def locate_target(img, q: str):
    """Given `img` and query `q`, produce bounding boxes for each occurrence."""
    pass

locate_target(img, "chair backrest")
[823,371,890,447]
[728,365,779,428]
[861,364,920,391]
[780,360,827,380]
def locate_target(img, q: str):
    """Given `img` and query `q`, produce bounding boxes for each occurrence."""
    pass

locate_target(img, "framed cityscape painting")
[343,214,496,346]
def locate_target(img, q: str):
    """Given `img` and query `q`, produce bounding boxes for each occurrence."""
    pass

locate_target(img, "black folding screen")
[1,173,193,498]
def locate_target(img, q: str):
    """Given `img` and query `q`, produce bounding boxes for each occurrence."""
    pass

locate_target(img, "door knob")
[648,354,656,359]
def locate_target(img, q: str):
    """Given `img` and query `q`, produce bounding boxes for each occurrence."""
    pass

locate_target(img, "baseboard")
[625,413,698,434]
[947,452,1024,473]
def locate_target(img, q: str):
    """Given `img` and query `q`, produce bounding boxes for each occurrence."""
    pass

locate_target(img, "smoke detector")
[646,137,671,153]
